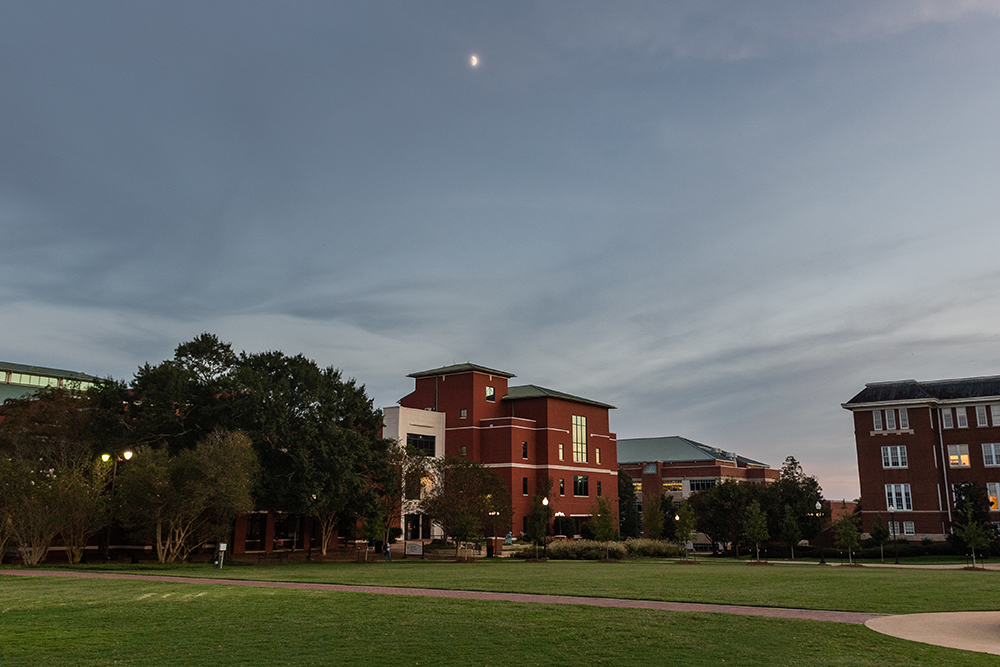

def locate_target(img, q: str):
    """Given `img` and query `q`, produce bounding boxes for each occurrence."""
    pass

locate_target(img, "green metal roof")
[0,361,102,382]
[503,384,615,410]
[617,436,770,467]
[408,363,515,379]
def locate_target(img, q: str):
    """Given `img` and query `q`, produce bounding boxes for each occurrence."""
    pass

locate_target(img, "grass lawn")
[1,572,996,667]
[57,557,1000,615]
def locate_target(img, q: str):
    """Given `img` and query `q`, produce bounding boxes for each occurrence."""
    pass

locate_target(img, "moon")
[470,54,479,67]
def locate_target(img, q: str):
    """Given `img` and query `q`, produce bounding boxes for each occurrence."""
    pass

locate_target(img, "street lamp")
[815,501,827,564]
[888,504,899,564]
[102,450,133,562]
[541,497,549,559]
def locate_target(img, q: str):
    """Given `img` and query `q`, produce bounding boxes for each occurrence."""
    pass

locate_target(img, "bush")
[512,540,626,560]
[623,538,680,558]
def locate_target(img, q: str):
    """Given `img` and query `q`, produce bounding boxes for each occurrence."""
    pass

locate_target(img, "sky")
[4,1,1000,501]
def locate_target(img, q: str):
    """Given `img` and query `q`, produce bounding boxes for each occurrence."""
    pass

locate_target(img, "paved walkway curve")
[2,569,880,624]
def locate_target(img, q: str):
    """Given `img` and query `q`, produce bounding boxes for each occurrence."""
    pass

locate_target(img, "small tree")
[779,504,801,560]
[525,494,551,559]
[673,500,696,560]
[643,488,664,540]
[617,469,641,539]
[953,501,994,568]
[869,514,890,563]
[834,514,860,565]
[743,500,769,562]
[591,496,617,560]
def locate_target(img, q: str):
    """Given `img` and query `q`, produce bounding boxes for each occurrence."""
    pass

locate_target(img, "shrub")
[512,540,627,560]
[623,538,680,558]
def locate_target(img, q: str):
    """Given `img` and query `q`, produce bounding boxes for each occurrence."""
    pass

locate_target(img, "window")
[522,442,528,459]
[886,409,896,430]
[460,409,467,419]
[957,407,969,428]
[993,405,1000,426]
[690,479,716,492]
[903,521,915,536]
[885,483,913,511]
[881,445,908,468]
[899,408,909,429]
[889,521,900,538]
[597,480,602,496]
[988,483,1000,510]
[942,409,954,429]
[406,433,436,457]
[596,448,601,465]
[558,443,564,461]
[873,410,883,430]
[663,481,682,493]
[559,478,565,496]
[460,445,467,457]
[574,475,589,496]
[572,415,587,463]
[486,386,495,402]
[985,444,1000,467]
[978,405,990,427]
[948,444,970,468]
[522,477,528,496]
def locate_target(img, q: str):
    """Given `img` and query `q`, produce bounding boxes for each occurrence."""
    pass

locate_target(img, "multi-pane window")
[899,408,909,429]
[460,409,467,419]
[885,483,913,511]
[663,481,683,493]
[572,415,587,463]
[903,521,915,536]
[948,444,970,468]
[984,443,1000,466]
[486,386,495,402]
[886,409,896,430]
[690,479,716,492]
[573,475,589,497]
[889,521,900,538]
[881,445,908,468]
[993,405,1000,427]
[406,433,436,457]
[873,410,883,430]
[957,407,969,428]
[558,443,564,461]
[988,483,1000,510]
[978,406,990,427]
[942,409,954,429]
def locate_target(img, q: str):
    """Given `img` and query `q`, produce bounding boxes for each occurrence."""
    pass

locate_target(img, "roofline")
[407,363,515,379]
[503,384,616,410]
[843,396,1000,410]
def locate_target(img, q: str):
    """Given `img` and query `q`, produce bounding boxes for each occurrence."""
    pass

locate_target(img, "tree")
[953,501,994,568]
[780,504,802,560]
[743,500,769,562]
[525,493,551,559]
[834,513,860,564]
[688,480,755,556]
[642,488,664,540]
[673,500,696,560]
[949,482,999,557]
[57,458,111,564]
[869,514,890,563]
[617,470,641,539]
[116,431,258,563]
[764,456,823,544]
[591,496,617,559]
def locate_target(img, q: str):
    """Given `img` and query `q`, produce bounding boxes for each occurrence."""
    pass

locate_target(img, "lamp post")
[541,497,549,559]
[815,501,827,565]
[888,504,899,564]
[102,450,133,562]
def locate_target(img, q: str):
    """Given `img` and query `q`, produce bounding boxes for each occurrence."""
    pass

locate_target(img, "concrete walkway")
[866,612,1000,656]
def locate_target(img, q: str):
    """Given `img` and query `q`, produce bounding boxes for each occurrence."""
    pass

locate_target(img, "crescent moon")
[470,55,479,67]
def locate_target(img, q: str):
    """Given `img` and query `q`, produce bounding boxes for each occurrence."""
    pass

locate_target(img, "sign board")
[404,543,423,556]
[218,543,227,552]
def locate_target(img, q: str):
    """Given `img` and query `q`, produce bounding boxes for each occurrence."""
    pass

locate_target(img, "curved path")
[866,612,1000,656]
[3,569,879,624]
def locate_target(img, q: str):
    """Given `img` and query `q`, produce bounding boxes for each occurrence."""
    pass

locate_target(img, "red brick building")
[843,376,1000,541]
[385,363,618,536]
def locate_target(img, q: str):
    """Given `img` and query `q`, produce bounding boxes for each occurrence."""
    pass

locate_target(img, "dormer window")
[486,386,495,402]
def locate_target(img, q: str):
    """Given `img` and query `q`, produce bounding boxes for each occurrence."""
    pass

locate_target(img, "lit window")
[881,446,908,468]
[572,416,587,463]
[978,406,989,427]
[984,443,1000,467]
[885,483,912,511]
[558,443,564,461]
[903,521,915,536]
[988,483,1000,510]
[886,410,896,430]
[942,410,954,429]
[663,481,682,493]
[486,386,495,402]
[899,408,909,429]
[873,410,883,430]
[948,444,970,468]
[957,408,969,429]
[596,448,601,465]
[573,475,589,496]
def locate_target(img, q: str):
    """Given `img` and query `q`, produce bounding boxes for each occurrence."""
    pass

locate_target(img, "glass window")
[886,409,896,430]
[459,445,467,457]
[522,442,528,459]
[460,409,467,419]
[573,475,589,497]
[596,447,601,465]
[572,415,587,463]
[992,405,1000,427]
[948,444,970,468]
[903,521,915,536]
[984,443,1000,467]
[486,386,495,402]
[406,433,436,457]
[558,443,564,461]
[899,408,909,429]
[881,446,907,468]
[662,481,682,492]
[988,483,1000,510]
[559,479,565,496]
[522,477,528,496]
[597,480,602,497]
[957,408,969,428]
[873,410,883,430]
[978,405,990,427]
[690,479,716,492]
[885,483,912,511]
[942,409,954,429]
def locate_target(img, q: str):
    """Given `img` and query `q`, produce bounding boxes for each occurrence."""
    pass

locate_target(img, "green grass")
[52,557,1000,615]
[0,574,994,667]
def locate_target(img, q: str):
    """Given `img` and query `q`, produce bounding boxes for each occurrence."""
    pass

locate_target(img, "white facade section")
[382,405,446,456]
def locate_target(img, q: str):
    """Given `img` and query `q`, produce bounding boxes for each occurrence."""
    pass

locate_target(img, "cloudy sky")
[5,1,1000,500]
